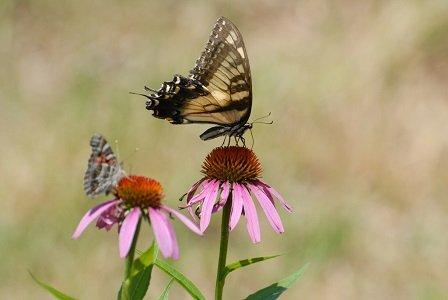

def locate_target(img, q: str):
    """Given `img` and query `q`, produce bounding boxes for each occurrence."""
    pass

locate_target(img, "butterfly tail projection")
[143,75,207,124]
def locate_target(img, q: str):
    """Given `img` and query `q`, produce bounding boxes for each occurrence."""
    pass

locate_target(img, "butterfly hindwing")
[83,133,124,197]
[144,17,252,135]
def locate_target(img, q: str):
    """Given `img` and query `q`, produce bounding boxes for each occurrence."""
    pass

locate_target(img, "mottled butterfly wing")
[83,133,124,197]
[143,17,252,129]
[183,16,252,125]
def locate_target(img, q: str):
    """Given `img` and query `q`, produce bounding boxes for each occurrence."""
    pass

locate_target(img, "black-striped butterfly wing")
[83,133,124,197]
[183,16,252,125]
[143,17,252,130]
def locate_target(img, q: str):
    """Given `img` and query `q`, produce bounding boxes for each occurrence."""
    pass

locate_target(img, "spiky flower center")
[117,175,163,208]
[201,146,262,182]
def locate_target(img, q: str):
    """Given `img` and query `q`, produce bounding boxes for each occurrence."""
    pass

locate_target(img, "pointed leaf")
[245,263,309,300]
[154,259,205,300]
[131,242,159,276]
[223,254,281,278]
[29,272,76,300]
[118,243,159,300]
[159,279,175,300]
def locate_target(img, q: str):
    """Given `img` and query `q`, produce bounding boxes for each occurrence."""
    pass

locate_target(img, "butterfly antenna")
[115,139,120,161]
[252,112,272,123]
[129,91,153,100]
[249,127,255,150]
[144,86,158,93]
[252,120,274,125]
[121,147,140,172]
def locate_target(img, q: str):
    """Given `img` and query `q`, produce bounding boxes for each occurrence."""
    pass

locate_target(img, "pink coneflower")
[183,146,292,243]
[73,175,202,259]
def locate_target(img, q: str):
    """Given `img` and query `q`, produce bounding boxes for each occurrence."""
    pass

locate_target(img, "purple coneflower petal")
[221,182,231,202]
[119,208,141,258]
[240,184,261,243]
[159,210,179,259]
[149,207,173,258]
[182,179,213,220]
[248,184,284,233]
[258,180,293,212]
[229,184,243,230]
[185,179,213,206]
[72,199,119,239]
[160,205,202,235]
[96,204,122,231]
[212,182,231,213]
[186,178,206,203]
[200,180,219,232]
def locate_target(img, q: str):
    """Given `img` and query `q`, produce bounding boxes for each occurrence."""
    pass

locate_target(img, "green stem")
[215,197,232,300]
[124,218,142,279]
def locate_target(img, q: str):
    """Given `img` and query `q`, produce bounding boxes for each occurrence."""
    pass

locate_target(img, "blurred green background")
[1,0,448,299]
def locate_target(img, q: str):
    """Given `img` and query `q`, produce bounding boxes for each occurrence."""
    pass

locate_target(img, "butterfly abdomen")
[145,75,207,124]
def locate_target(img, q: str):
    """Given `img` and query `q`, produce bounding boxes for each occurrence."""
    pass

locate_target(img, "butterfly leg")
[240,136,246,148]
[221,135,227,147]
[234,136,239,146]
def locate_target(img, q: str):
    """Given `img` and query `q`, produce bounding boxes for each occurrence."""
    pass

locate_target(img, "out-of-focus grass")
[1,0,448,299]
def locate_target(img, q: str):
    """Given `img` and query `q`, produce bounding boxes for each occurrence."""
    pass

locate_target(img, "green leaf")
[158,279,175,300]
[223,254,281,278]
[118,243,159,300]
[131,242,159,276]
[245,263,309,300]
[29,272,76,300]
[154,259,205,300]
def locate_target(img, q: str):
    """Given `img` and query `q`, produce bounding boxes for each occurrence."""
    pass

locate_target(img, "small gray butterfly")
[83,133,125,197]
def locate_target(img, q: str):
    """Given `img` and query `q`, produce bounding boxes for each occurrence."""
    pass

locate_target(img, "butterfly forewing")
[184,17,252,125]
[83,133,124,197]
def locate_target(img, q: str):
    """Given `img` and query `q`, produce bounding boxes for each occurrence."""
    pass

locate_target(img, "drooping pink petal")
[229,184,243,231]
[160,205,202,235]
[118,208,141,258]
[248,183,284,233]
[182,179,213,207]
[149,207,173,258]
[159,211,179,259]
[212,201,225,213]
[200,180,219,232]
[186,178,206,203]
[180,179,213,220]
[96,204,123,231]
[72,199,119,239]
[212,181,231,213]
[258,180,293,212]
[240,185,261,243]
[221,181,231,202]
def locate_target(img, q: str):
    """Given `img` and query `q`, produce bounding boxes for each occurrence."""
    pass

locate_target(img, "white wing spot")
[237,47,245,58]
[226,36,234,44]
[229,31,238,41]
[231,90,250,100]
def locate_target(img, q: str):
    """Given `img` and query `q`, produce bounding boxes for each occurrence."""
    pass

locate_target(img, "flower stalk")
[124,218,141,279]
[215,197,232,300]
